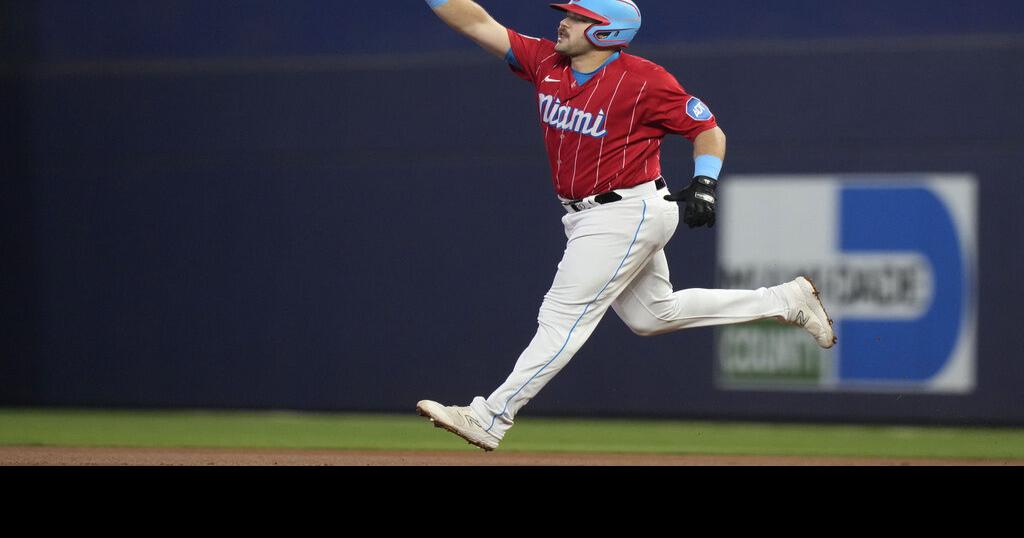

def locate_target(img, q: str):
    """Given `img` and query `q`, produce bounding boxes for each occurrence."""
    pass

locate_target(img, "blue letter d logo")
[839,186,967,383]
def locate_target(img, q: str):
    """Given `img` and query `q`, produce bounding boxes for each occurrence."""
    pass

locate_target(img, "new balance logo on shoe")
[795,311,808,326]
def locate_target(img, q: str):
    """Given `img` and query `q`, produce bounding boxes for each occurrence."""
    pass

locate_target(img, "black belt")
[565,177,666,213]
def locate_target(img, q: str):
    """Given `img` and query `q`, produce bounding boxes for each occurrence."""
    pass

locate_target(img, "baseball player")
[417,0,836,451]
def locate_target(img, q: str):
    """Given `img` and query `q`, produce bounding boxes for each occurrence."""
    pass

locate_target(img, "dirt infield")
[2,446,1020,466]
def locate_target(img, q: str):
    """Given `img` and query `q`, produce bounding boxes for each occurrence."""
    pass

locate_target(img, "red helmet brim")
[549,3,611,25]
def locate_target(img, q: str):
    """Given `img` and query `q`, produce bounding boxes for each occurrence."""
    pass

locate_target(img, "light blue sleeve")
[425,0,449,8]
[504,48,522,70]
[694,155,724,180]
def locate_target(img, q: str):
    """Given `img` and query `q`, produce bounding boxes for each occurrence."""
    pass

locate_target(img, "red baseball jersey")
[506,29,719,200]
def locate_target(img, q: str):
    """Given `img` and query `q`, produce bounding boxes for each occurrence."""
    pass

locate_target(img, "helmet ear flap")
[584,22,601,47]
[585,23,612,48]
[586,26,623,48]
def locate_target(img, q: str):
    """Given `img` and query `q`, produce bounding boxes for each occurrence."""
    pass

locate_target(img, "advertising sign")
[716,175,977,393]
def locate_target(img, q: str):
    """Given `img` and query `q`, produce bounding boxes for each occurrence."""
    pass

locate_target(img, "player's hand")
[664,176,717,228]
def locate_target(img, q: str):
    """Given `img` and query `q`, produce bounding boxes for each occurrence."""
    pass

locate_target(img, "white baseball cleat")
[416,400,500,451]
[778,276,837,349]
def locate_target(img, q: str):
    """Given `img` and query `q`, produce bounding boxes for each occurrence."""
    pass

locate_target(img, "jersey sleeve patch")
[686,97,714,121]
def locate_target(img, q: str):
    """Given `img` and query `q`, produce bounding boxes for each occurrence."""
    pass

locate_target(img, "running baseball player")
[417,0,836,451]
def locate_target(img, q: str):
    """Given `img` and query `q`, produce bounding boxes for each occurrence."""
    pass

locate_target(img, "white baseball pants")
[469,181,790,440]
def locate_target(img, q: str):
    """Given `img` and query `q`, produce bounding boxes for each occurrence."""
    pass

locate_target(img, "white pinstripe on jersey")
[643,139,652,175]
[593,71,628,193]
[535,53,557,81]
[553,66,569,183]
[622,80,648,171]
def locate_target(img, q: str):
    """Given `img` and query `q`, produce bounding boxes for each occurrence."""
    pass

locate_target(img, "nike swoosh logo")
[543,76,561,83]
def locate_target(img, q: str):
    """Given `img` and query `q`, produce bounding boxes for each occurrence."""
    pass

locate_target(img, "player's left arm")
[693,126,726,163]
[643,71,727,228]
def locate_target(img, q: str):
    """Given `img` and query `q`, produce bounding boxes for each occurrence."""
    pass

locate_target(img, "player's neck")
[570,48,617,74]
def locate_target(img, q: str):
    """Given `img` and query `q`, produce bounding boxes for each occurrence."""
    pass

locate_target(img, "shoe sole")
[801,276,838,348]
[416,402,496,452]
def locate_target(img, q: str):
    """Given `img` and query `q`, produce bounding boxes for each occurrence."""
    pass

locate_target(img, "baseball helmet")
[550,0,642,49]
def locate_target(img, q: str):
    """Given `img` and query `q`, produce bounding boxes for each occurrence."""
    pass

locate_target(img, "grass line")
[1,408,1023,460]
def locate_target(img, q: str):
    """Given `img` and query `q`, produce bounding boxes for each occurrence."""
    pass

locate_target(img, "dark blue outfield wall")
[21,0,1024,59]
[4,14,1024,423]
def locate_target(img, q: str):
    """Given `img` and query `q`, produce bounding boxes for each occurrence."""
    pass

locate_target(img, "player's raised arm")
[425,0,511,59]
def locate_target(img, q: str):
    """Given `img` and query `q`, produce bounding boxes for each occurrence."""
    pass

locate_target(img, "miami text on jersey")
[538,93,608,138]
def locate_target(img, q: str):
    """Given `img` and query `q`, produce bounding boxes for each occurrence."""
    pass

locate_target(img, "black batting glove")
[664,175,717,228]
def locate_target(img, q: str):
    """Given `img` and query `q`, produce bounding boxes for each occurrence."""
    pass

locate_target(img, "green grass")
[1,408,1023,460]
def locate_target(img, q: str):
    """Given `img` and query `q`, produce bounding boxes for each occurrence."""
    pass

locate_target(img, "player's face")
[555,12,600,56]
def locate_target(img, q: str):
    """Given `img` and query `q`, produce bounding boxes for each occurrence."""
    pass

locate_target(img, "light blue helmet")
[550,0,642,49]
